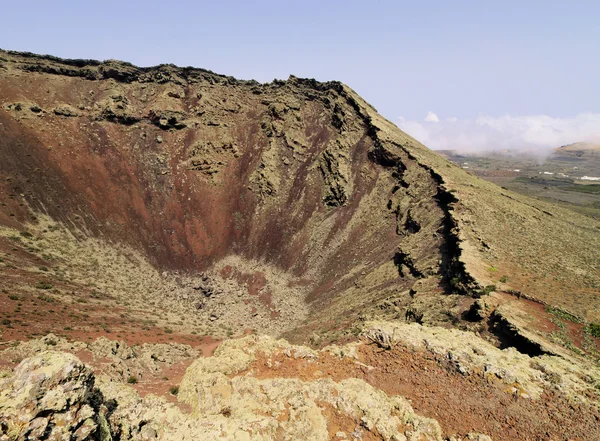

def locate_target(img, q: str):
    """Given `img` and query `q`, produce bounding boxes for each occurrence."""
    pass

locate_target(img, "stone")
[53,104,80,117]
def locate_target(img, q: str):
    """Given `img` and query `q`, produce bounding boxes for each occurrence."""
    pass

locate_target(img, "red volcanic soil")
[220,264,280,319]
[0,275,211,347]
[246,341,600,441]
[496,291,600,355]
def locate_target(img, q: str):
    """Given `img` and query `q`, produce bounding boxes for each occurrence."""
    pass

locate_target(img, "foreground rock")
[0,331,492,441]
[5,319,600,440]
[0,352,107,441]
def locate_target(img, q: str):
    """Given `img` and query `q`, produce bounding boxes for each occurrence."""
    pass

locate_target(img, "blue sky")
[2,1,599,151]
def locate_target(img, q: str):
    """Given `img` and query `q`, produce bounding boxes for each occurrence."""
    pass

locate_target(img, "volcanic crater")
[2,50,600,441]
[0,49,476,343]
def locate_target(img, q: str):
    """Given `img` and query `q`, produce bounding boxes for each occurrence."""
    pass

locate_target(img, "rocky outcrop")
[4,321,600,440]
[363,321,600,403]
[0,336,446,441]
[0,352,107,441]
[1,333,199,383]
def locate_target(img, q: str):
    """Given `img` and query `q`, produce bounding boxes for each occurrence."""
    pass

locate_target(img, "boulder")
[0,351,101,440]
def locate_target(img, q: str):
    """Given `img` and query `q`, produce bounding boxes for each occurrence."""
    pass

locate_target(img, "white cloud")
[424,111,440,123]
[396,113,600,154]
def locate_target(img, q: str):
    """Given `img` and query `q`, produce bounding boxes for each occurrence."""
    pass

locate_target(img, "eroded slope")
[0,49,598,348]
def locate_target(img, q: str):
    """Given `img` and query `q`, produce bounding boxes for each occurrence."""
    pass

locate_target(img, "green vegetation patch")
[545,306,583,324]
[35,281,53,290]
[584,323,600,338]
[563,184,600,194]
[475,285,497,297]
[38,294,55,303]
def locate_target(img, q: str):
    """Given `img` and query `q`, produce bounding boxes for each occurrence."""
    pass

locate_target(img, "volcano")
[1,50,599,441]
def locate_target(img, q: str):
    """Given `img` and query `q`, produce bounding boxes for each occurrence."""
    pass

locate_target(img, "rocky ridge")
[3,320,600,440]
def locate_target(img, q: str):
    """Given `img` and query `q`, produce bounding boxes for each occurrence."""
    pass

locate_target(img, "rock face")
[0,337,445,441]
[0,352,106,441]
[3,321,600,440]
[0,49,598,341]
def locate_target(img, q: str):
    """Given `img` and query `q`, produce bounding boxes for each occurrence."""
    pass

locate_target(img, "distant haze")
[397,113,600,156]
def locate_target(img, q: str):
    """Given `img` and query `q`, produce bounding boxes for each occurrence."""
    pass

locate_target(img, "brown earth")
[243,341,600,441]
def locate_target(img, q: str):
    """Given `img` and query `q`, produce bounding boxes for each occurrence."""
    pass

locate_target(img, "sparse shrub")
[39,266,49,272]
[8,294,20,301]
[545,306,582,324]
[363,327,400,350]
[1,319,11,326]
[127,376,138,384]
[35,281,53,290]
[38,294,55,303]
[164,328,173,334]
[169,385,179,396]
[499,276,509,283]
[475,285,497,297]
[483,284,496,294]
[585,323,600,338]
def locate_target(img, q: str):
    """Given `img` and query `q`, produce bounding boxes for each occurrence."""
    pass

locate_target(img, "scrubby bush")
[38,294,55,303]
[585,323,600,338]
[35,281,53,290]
[545,306,582,323]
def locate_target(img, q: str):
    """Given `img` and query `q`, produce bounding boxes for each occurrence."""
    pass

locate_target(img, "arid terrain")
[1,50,599,440]
[438,143,600,220]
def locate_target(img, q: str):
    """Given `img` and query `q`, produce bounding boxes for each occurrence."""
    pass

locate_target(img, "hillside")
[438,144,600,220]
[1,50,599,441]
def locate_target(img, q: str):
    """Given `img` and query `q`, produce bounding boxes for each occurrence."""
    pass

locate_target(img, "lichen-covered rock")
[363,321,600,403]
[0,351,99,440]
[0,331,508,441]
[53,104,80,117]
[1,333,199,383]
[176,335,442,441]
